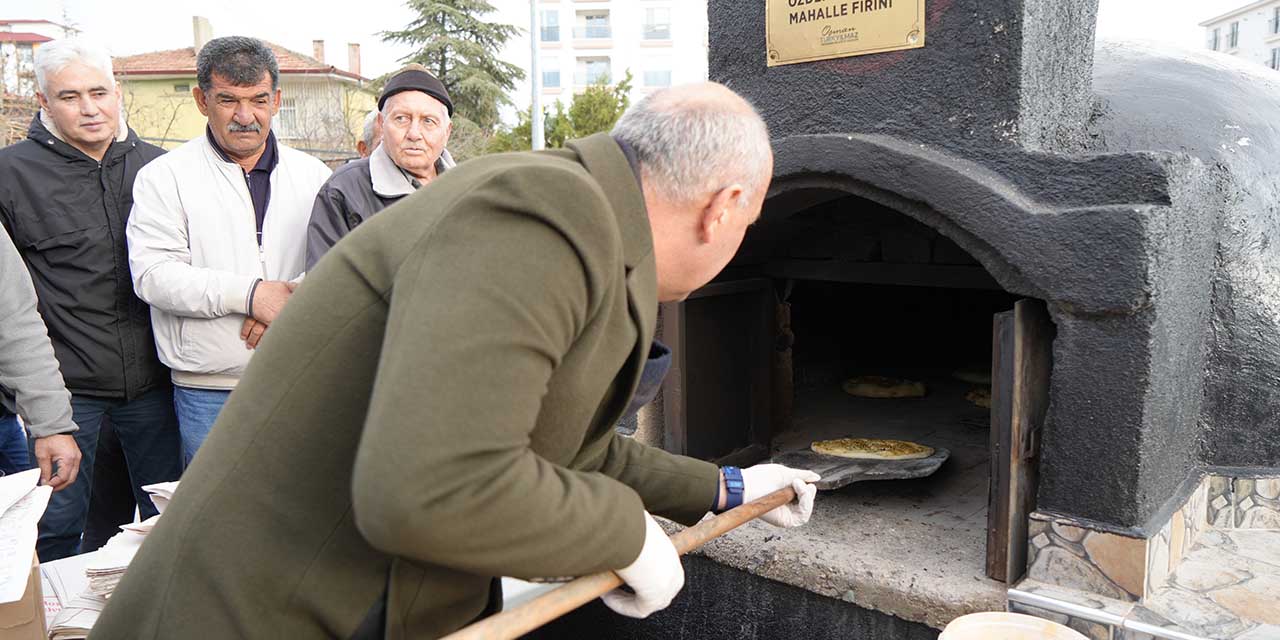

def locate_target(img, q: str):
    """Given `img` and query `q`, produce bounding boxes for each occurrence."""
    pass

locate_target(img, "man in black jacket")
[0,39,182,560]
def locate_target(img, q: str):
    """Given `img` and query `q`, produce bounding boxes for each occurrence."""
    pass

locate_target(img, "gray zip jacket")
[0,231,75,438]
[305,144,454,270]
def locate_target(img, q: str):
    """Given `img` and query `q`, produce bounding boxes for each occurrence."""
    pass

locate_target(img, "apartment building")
[492,0,709,121]
[1201,0,1280,70]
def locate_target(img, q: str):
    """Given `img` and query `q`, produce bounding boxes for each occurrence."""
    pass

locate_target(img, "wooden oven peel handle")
[441,486,799,640]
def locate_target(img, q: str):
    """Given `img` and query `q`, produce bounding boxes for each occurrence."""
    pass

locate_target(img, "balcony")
[573,25,612,39]
[642,24,672,41]
[574,70,611,86]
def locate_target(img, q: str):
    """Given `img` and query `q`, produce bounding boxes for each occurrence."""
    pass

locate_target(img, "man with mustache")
[0,39,182,560]
[127,36,331,463]
[306,64,456,269]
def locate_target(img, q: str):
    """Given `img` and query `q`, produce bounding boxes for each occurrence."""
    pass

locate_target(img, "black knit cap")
[378,64,453,116]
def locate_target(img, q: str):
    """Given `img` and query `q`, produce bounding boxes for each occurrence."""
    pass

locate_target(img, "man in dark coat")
[94,83,818,639]
[305,64,456,269]
[0,39,182,560]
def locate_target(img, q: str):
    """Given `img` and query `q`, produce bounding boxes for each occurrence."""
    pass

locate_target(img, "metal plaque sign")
[766,0,926,67]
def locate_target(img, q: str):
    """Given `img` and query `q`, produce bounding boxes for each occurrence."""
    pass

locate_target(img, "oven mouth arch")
[764,133,1059,303]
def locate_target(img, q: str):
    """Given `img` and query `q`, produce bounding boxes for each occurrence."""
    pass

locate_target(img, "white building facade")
[1200,0,1280,70]
[490,0,709,123]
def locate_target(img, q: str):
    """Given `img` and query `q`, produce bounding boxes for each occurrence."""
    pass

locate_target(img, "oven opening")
[662,188,1055,587]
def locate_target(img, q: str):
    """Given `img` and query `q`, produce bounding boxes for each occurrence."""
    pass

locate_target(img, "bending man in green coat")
[93,82,819,639]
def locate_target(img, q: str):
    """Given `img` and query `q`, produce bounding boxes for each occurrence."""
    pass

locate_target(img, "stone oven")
[536,0,1280,638]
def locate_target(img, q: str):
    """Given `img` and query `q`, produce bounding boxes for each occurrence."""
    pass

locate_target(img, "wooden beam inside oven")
[762,259,1003,290]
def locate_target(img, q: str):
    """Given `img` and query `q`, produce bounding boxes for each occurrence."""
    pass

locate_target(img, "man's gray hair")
[611,83,771,206]
[361,109,379,148]
[196,36,279,93]
[34,39,115,96]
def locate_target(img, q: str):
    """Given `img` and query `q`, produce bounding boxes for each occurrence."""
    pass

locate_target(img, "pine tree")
[382,0,524,132]
[484,71,634,154]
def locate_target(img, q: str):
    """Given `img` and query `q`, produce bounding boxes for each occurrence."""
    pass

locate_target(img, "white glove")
[741,464,820,528]
[601,511,685,618]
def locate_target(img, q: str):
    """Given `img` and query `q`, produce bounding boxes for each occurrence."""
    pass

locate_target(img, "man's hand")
[249,280,294,324]
[241,316,269,349]
[33,434,81,492]
[601,512,684,618]
[741,464,820,528]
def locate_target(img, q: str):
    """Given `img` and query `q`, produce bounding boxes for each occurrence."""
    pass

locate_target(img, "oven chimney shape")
[312,39,326,64]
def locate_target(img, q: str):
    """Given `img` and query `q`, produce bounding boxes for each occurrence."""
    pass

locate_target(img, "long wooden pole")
[442,486,798,640]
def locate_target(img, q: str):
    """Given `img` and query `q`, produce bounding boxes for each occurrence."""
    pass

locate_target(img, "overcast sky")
[14,0,1251,79]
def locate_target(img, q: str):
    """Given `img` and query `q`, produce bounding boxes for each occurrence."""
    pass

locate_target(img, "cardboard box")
[0,554,47,640]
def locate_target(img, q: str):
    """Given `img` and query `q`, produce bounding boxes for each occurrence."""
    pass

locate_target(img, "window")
[173,83,190,93]
[1272,7,1279,35]
[1210,27,1220,51]
[1230,21,1240,49]
[575,57,610,85]
[275,97,299,138]
[1272,48,1280,70]
[643,8,672,40]
[643,57,672,87]
[575,11,610,39]
[540,10,560,42]
[542,57,560,88]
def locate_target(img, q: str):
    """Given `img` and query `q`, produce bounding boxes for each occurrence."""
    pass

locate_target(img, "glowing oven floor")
[687,375,1008,629]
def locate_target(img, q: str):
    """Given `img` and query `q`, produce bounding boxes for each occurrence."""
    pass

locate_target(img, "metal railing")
[642,24,671,40]
[540,26,560,42]
[573,25,612,39]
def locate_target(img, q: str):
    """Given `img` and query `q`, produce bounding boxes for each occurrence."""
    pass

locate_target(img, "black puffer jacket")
[0,116,167,399]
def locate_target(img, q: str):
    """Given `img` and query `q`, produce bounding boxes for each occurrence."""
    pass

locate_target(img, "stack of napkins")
[83,524,150,598]
[44,481,179,639]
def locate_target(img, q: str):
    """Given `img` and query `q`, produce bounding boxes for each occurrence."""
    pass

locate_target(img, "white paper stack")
[46,592,105,640]
[140,482,179,515]
[0,469,51,604]
[44,481,180,638]
[83,527,148,598]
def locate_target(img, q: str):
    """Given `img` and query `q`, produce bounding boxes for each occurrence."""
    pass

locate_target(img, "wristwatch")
[721,466,745,510]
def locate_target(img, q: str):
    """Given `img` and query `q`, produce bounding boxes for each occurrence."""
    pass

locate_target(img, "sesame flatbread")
[810,438,935,461]
[842,375,926,399]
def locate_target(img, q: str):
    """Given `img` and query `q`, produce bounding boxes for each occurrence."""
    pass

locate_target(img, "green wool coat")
[90,134,720,639]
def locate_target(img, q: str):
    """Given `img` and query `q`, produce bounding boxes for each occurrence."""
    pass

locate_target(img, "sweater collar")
[369,143,456,198]
[206,126,278,174]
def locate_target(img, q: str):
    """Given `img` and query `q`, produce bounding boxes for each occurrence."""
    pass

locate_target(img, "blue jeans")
[0,411,30,475]
[32,386,183,561]
[173,386,231,465]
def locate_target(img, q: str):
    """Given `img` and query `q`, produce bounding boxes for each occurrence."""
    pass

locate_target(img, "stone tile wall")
[1015,474,1280,640]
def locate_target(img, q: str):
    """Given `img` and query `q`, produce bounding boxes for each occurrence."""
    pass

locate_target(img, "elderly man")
[95,83,817,639]
[355,109,381,158]
[0,39,182,560]
[127,37,331,463]
[306,64,456,269]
